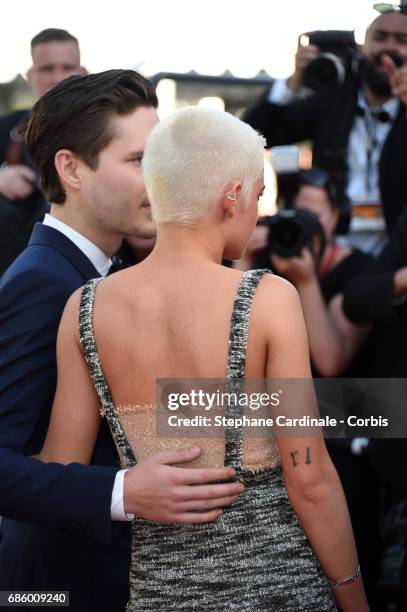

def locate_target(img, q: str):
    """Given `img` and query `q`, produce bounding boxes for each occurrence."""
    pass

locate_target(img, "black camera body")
[265,208,326,259]
[303,30,360,91]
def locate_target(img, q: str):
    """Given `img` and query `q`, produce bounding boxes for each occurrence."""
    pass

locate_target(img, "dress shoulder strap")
[227,269,271,379]
[78,278,136,468]
[224,269,271,471]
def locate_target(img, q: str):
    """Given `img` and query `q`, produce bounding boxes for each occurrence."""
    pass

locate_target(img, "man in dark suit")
[0,28,87,276]
[0,70,244,611]
[243,6,407,254]
[343,205,407,377]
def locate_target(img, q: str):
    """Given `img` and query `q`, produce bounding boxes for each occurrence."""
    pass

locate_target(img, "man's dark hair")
[31,28,79,52]
[26,69,158,203]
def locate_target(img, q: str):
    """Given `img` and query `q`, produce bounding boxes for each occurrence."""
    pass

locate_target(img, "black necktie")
[355,104,390,123]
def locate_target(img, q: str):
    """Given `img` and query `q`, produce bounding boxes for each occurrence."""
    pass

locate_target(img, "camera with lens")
[302,30,360,91]
[265,208,325,259]
[258,147,349,263]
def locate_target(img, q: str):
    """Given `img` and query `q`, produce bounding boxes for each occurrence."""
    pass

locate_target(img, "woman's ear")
[223,181,242,217]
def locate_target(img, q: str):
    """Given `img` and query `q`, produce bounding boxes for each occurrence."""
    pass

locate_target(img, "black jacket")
[243,83,407,233]
[343,206,407,377]
[0,110,49,277]
[0,224,131,610]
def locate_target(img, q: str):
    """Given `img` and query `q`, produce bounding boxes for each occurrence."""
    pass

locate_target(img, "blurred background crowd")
[1,1,407,610]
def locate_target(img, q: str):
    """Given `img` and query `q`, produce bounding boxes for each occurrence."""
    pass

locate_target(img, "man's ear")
[54,150,83,192]
[79,66,89,76]
[26,66,34,83]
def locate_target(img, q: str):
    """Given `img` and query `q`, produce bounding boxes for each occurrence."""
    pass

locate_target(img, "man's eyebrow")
[374,28,407,36]
[125,150,144,157]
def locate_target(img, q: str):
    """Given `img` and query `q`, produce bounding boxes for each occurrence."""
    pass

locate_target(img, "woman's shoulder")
[249,269,301,318]
[223,266,298,300]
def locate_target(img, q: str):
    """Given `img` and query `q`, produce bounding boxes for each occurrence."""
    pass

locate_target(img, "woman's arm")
[297,280,370,376]
[258,275,369,612]
[36,290,101,465]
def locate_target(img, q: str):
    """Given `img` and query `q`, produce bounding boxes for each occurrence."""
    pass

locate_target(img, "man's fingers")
[177,481,245,501]
[15,180,34,198]
[299,46,319,58]
[151,447,203,465]
[178,495,239,511]
[5,178,34,200]
[13,165,37,182]
[0,165,36,200]
[381,54,398,79]
[171,466,236,484]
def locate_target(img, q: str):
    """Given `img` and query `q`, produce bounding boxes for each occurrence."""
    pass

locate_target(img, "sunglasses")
[373,2,407,14]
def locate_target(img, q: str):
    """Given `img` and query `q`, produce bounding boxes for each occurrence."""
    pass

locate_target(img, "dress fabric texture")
[78,269,337,611]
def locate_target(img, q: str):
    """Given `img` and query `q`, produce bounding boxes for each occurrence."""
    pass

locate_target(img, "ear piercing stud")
[226,192,237,201]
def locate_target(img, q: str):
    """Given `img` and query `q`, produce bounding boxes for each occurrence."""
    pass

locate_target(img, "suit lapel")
[380,100,405,168]
[29,223,101,281]
[379,101,407,230]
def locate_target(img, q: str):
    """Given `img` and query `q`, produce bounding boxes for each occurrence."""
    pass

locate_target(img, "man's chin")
[125,222,157,240]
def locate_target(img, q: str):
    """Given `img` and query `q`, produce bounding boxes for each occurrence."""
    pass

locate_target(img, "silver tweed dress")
[79,269,337,611]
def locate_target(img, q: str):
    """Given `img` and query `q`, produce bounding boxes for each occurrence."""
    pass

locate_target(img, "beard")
[360,51,404,97]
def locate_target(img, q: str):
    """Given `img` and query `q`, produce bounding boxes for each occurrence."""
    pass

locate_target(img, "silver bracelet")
[327,564,361,587]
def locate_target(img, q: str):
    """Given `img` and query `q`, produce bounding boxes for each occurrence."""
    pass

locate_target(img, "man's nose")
[382,38,404,57]
[50,69,71,87]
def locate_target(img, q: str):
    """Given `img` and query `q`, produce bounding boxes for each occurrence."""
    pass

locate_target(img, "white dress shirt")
[346,92,399,207]
[42,214,132,521]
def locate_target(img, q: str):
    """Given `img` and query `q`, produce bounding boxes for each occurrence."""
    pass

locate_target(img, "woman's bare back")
[90,261,279,469]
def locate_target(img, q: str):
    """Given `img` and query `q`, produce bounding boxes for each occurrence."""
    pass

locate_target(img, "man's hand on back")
[123,447,245,523]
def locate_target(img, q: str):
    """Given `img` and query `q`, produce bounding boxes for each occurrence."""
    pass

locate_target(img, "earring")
[226,192,237,201]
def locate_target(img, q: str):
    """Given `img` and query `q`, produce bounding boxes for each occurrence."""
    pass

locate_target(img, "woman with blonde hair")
[38,106,369,611]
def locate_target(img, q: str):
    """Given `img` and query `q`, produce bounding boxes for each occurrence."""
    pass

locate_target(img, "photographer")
[243,3,407,255]
[263,168,373,377]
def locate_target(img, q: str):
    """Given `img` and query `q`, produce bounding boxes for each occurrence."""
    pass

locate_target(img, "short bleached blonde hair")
[142,106,265,224]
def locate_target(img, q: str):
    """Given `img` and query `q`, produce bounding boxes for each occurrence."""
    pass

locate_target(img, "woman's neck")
[151,224,225,265]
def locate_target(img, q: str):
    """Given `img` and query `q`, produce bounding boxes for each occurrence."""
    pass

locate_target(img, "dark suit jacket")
[343,206,407,375]
[242,83,407,233]
[0,224,131,611]
[0,111,49,277]
[342,209,407,491]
